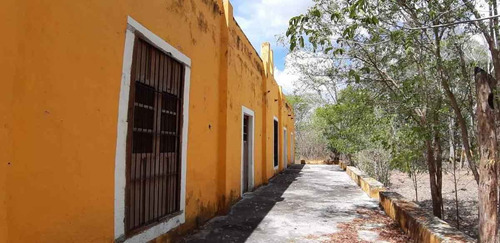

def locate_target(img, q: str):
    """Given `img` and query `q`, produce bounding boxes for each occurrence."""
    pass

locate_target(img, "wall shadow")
[180,164,305,242]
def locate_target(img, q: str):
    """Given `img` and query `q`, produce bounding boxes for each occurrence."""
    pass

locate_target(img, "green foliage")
[287,93,332,159]
[389,124,427,174]
[286,94,313,126]
[286,0,490,179]
[316,86,391,155]
[355,148,392,186]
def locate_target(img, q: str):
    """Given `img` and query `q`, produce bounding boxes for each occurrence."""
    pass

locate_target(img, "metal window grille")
[125,38,184,234]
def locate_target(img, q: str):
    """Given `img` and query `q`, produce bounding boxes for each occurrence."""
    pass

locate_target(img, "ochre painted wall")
[284,99,296,166]
[0,0,295,242]
[267,79,283,176]
[0,0,17,241]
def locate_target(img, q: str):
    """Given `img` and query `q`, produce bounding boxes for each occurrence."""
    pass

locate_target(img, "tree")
[287,0,450,218]
[286,0,497,227]
[284,50,346,103]
[316,86,388,155]
[476,67,498,242]
[391,123,427,202]
[287,94,331,159]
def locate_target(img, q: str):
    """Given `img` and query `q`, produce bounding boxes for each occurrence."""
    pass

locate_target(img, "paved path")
[182,164,408,243]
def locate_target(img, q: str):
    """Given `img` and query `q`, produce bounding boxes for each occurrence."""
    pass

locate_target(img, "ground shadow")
[418,199,478,239]
[180,164,305,242]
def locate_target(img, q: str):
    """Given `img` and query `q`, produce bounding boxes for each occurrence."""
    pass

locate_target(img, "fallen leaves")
[322,208,411,243]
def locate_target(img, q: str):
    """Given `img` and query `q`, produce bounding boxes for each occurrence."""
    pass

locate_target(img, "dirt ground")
[389,167,479,239]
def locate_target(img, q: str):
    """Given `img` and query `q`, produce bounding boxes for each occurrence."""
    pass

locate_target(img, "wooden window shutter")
[125,38,184,234]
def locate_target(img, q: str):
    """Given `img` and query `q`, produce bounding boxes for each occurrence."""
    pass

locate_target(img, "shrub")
[354,148,391,186]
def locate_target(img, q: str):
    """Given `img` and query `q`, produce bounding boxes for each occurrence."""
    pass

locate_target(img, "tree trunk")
[444,79,480,183]
[450,117,460,228]
[475,67,498,242]
[420,103,443,218]
[413,172,418,202]
[426,138,443,218]
[453,149,460,229]
[410,163,419,202]
[440,40,480,184]
[460,147,465,169]
[433,102,444,217]
[449,118,455,163]
[458,45,479,183]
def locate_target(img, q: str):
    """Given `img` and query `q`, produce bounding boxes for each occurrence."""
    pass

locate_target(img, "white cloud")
[232,0,313,51]
[232,0,313,95]
[471,34,488,47]
[274,66,300,94]
[275,50,346,103]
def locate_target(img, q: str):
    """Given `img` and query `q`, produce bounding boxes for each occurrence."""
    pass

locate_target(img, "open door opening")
[243,115,250,193]
[273,118,279,170]
[241,107,255,195]
[283,128,288,169]
[291,133,295,164]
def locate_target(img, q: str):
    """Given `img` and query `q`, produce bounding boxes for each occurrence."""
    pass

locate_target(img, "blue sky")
[231,0,313,92]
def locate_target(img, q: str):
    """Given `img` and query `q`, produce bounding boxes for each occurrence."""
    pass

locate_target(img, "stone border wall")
[345,166,386,200]
[338,161,474,243]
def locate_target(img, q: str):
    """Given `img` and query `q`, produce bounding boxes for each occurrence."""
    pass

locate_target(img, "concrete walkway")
[181,164,408,243]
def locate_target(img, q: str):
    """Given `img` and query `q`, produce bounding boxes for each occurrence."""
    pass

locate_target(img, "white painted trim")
[241,106,255,196]
[273,116,279,170]
[283,127,288,169]
[127,16,191,67]
[114,27,135,240]
[114,16,191,242]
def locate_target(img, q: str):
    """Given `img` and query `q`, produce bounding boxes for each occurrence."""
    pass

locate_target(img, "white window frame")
[273,116,279,170]
[241,106,255,195]
[113,16,191,243]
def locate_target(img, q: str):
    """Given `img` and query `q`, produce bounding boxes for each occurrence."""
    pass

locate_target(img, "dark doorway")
[283,128,288,169]
[242,115,250,193]
[273,119,279,168]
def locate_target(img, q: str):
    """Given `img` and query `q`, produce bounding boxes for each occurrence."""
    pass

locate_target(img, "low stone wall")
[345,166,385,200]
[340,163,474,243]
[380,192,474,243]
[339,161,348,171]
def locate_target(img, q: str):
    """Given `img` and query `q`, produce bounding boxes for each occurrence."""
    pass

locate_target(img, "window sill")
[117,211,184,243]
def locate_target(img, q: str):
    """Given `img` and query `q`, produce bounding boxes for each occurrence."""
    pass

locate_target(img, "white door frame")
[114,16,191,243]
[241,106,255,195]
[273,117,279,170]
[283,127,288,169]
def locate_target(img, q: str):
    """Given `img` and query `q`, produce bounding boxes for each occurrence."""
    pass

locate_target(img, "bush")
[354,148,391,186]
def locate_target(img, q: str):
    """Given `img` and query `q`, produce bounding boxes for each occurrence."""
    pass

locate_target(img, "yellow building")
[0,0,295,242]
